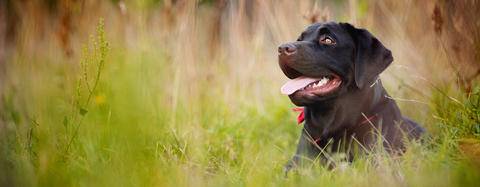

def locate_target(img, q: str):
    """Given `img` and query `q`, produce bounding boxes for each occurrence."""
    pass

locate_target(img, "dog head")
[278,22,393,106]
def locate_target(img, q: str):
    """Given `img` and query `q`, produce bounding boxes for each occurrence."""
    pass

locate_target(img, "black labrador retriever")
[278,22,425,174]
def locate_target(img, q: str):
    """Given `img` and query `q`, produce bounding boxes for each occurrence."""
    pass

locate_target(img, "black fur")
[278,22,425,175]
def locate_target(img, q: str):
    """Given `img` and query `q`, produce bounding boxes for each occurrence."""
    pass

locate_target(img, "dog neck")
[304,79,392,138]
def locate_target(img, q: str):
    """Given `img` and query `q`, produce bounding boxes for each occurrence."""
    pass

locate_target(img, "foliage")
[1,1,480,187]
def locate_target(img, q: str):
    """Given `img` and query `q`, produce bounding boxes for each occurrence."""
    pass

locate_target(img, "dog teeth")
[304,77,331,90]
[312,77,329,88]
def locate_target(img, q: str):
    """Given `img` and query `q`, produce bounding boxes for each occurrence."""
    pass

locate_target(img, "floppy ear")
[340,23,393,89]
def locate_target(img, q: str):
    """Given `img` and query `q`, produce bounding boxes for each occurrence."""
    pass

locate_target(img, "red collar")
[292,107,305,124]
[292,107,377,125]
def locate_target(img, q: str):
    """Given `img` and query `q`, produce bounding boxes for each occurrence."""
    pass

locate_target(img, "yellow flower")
[94,94,106,105]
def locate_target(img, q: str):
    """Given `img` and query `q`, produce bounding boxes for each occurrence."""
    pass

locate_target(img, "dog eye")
[319,35,335,45]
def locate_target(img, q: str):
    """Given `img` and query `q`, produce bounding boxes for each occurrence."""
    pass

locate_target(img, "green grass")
[1,19,480,187]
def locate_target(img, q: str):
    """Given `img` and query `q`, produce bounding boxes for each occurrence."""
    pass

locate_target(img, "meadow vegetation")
[1,0,480,186]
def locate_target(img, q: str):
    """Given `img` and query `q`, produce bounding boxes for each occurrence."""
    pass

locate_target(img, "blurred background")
[1,0,480,186]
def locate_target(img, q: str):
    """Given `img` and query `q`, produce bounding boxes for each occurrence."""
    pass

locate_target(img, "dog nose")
[278,43,297,55]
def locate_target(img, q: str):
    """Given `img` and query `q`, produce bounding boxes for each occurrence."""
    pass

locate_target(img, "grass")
[1,1,480,186]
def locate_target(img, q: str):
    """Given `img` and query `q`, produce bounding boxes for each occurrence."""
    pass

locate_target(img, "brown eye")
[320,35,335,45]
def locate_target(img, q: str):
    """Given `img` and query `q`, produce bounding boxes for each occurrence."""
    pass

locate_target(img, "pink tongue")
[281,76,320,95]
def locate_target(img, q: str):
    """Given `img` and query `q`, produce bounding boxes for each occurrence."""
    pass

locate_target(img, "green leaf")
[63,116,69,127]
[79,108,88,116]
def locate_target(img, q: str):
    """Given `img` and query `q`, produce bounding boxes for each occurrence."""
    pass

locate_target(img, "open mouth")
[280,74,342,96]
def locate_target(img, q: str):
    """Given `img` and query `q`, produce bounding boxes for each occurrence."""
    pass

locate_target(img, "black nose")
[278,43,297,55]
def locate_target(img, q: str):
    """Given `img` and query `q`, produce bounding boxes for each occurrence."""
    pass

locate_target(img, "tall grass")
[1,0,479,186]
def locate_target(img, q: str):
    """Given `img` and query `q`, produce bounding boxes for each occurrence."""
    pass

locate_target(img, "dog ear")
[340,23,393,89]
